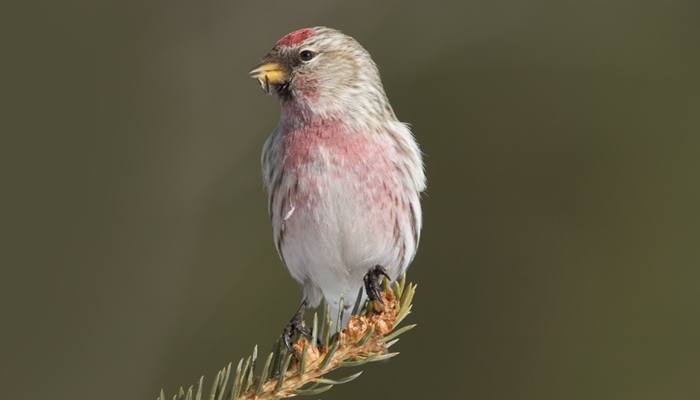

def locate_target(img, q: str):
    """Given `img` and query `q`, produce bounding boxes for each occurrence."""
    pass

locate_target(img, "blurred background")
[2,0,699,399]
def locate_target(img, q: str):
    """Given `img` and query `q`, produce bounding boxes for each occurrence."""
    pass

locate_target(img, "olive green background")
[3,1,699,399]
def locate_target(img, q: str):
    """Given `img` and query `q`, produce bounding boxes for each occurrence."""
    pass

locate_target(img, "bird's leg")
[363,265,391,312]
[282,300,311,353]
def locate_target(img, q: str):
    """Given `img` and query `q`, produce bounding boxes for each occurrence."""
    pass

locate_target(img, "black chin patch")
[275,81,292,100]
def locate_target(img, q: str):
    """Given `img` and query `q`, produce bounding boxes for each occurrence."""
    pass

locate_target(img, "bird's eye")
[299,50,316,62]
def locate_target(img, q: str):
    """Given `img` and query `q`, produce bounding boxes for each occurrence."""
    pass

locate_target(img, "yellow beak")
[249,62,287,93]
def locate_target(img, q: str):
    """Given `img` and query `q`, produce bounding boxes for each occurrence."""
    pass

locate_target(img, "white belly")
[276,166,401,308]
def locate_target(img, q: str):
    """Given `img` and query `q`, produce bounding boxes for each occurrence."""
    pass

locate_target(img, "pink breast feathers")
[282,122,399,205]
[282,120,373,169]
[276,28,315,47]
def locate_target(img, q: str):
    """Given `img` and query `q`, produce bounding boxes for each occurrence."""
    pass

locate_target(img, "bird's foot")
[363,265,390,313]
[282,301,312,353]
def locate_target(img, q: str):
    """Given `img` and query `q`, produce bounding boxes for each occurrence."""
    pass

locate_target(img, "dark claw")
[282,300,311,353]
[364,265,390,309]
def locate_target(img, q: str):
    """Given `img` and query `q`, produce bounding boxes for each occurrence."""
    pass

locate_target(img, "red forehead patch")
[275,28,314,47]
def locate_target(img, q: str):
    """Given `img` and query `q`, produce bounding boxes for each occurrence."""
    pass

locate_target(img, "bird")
[249,27,425,348]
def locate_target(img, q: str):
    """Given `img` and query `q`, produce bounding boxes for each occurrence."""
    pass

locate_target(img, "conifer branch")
[157,275,417,400]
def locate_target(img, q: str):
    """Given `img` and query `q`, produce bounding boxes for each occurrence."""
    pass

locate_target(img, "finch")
[250,27,425,345]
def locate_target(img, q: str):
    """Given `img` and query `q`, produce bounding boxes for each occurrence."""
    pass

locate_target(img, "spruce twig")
[158,276,417,400]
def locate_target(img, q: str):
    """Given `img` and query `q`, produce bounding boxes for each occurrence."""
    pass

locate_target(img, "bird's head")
[250,27,392,119]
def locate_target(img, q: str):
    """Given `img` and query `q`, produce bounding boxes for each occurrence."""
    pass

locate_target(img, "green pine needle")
[157,275,417,400]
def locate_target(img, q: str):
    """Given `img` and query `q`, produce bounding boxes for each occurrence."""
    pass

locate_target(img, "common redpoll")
[250,27,425,345]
